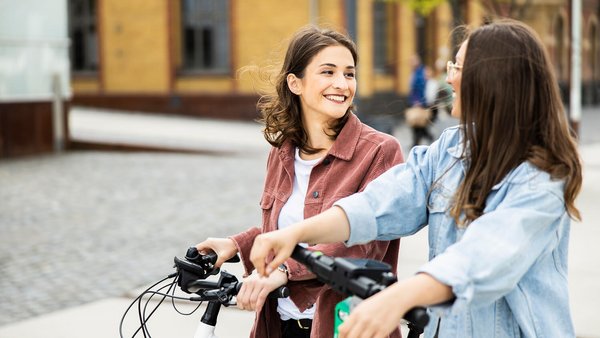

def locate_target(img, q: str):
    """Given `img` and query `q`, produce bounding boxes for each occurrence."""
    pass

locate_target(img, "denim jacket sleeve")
[419,166,568,314]
[334,128,451,245]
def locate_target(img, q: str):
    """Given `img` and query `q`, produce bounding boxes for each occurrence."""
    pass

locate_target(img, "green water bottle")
[333,296,362,337]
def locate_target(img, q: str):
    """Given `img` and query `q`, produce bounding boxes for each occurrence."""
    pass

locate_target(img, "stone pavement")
[0,106,599,337]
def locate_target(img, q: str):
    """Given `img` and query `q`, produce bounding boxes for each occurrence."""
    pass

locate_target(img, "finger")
[255,290,267,311]
[195,242,213,255]
[250,240,269,276]
[255,282,274,312]
[266,248,291,275]
[351,315,380,338]
[248,285,262,311]
[236,283,250,310]
[339,321,368,338]
[338,322,349,338]
[194,244,206,254]
[215,256,227,268]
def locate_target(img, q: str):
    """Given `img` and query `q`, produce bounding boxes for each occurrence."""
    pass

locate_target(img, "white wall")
[0,0,71,101]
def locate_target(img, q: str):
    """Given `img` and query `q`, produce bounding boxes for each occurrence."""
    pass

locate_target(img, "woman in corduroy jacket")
[195,25,405,338]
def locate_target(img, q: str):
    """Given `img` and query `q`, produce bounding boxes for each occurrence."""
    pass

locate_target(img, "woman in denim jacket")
[250,19,582,338]
[195,26,403,338]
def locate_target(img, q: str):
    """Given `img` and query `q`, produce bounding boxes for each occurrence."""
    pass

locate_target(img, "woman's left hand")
[236,269,288,311]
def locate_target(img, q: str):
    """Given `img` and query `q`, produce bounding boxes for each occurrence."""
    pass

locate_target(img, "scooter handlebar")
[290,245,429,330]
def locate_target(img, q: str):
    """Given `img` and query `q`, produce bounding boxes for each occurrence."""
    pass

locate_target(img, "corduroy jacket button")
[312,191,319,198]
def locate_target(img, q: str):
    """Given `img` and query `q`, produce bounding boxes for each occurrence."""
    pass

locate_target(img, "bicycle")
[120,245,429,338]
[119,247,289,338]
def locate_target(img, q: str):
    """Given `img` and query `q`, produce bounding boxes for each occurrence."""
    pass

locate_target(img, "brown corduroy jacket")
[230,113,404,338]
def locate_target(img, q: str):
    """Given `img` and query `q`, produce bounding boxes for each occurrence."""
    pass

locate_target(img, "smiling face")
[287,45,356,124]
[447,41,467,118]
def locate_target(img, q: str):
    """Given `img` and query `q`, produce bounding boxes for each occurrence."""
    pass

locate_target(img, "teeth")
[325,95,345,102]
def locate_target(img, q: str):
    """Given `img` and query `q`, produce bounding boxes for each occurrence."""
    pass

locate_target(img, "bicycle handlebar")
[174,249,289,305]
[187,274,290,302]
[291,245,430,330]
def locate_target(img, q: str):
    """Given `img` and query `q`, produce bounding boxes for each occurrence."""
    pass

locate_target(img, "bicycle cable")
[120,274,174,338]
[120,273,212,338]
[137,279,177,338]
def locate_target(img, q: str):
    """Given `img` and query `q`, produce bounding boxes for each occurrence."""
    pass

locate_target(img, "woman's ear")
[287,73,301,95]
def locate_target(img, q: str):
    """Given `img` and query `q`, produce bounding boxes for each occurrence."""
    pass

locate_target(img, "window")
[591,21,599,80]
[373,1,397,73]
[181,0,230,73]
[554,15,566,81]
[68,0,98,73]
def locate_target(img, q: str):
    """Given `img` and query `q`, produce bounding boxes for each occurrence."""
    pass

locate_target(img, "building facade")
[2,0,597,158]
[69,0,599,122]
[69,0,479,122]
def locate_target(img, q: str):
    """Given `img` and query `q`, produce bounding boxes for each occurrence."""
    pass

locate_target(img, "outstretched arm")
[250,206,350,276]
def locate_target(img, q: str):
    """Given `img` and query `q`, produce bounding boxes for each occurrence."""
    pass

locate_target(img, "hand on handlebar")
[336,284,408,338]
[196,237,238,268]
[250,228,300,277]
[236,270,288,311]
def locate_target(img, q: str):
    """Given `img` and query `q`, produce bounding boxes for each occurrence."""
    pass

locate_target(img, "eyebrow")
[319,63,355,69]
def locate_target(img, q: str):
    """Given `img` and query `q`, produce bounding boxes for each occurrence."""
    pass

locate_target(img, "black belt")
[282,318,312,330]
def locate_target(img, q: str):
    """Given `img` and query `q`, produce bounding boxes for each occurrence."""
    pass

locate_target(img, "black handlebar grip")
[186,247,217,265]
[403,306,429,330]
[187,246,240,264]
[225,254,241,263]
[186,247,201,260]
[268,285,290,299]
[291,245,313,265]
[202,252,218,265]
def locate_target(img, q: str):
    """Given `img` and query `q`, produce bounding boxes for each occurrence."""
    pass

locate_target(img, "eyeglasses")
[447,61,463,77]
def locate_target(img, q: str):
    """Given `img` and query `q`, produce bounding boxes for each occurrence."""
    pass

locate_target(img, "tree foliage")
[375,0,447,16]
[406,0,447,16]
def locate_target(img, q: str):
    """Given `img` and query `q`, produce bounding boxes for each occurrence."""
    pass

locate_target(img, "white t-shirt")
[276,148,320,320]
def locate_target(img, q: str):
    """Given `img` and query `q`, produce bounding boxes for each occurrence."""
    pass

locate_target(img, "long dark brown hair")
[450,19,582,224]
[257,25,357,154]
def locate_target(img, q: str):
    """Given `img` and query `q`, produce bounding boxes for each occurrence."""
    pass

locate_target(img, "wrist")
[277,263,289,277]
[226,238,239,254]
[274,263,289,284]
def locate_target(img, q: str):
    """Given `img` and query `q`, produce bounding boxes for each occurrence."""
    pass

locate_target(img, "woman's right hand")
[250,227,299,276]
[195,237,238,268]
[251,206,351,276]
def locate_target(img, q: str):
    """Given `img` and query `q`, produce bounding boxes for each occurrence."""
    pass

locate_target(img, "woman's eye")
[345,73,355,78]
[322,70,334,75]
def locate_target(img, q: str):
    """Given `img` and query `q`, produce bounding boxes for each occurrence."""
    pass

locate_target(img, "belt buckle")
[297,319,311,330]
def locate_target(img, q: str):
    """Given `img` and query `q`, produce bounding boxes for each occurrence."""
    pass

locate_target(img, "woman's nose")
[332,73,349,90]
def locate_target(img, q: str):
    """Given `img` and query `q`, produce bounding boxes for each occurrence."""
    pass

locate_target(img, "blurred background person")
[434,58,454,117]
[424,66,440,123]
[408,55,434,148]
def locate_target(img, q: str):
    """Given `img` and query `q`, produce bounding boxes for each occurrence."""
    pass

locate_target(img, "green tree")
[405,0,447,16]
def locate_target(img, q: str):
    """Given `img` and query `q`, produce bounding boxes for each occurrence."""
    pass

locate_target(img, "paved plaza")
[0,106,599,337]
[0,116,269,327]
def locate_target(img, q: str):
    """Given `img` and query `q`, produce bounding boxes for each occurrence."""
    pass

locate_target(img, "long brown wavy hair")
[450,19,582,225]
[257,25,357,154]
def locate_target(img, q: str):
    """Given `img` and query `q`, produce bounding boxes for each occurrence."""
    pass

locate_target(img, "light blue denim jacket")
[335,126,574,338]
